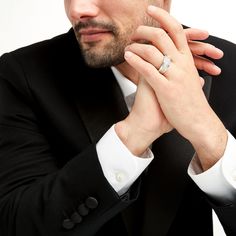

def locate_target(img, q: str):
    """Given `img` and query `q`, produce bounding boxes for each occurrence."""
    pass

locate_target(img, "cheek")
[64,0,71,21]
[110,6,147,28]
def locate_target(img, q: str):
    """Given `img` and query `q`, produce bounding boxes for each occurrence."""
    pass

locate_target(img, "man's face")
[64,0,170,68]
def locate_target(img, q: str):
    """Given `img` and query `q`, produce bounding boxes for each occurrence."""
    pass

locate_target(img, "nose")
[67,0,99,23]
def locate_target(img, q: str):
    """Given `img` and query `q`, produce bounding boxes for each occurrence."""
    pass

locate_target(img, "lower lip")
[81,32,111,43]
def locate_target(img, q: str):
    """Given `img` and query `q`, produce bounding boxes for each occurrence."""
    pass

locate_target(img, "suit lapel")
[73,66,128,143]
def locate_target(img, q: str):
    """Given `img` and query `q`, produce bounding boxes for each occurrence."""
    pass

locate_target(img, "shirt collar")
[111,66,137,98]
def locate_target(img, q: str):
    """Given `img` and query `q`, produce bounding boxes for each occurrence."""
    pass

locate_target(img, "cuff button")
[71,212,82,224]
[78,203,89,216]
[85,197,98,209]
[62,219,75,230]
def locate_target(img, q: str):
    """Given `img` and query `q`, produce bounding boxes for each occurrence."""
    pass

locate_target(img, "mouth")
[79,28,113,43]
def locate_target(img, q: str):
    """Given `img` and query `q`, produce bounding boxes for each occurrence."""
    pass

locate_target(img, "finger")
[124,50,168,89]
[147,5,189,53]
[125,43,164,70]
[185,28,209,41]
[193,56,221,75]
[131,26,178,57]
[124,48,182,90]
[189,41,224,59]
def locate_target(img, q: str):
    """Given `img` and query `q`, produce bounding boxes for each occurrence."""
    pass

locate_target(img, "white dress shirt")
[96,67,236,204]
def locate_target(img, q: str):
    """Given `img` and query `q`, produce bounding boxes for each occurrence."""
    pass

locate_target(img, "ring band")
[158,55,171,74]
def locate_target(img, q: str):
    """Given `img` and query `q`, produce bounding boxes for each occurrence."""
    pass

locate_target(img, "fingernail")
[213,65,221,73]
[148,5,157,13]
[124,51,133,59]
[212,46,224,55]
[216,48,224,56]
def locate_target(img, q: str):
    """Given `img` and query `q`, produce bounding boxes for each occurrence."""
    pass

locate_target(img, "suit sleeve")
[197,36,236,235]
[0,53,138,236]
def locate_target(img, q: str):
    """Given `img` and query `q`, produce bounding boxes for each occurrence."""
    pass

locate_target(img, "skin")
[64,0,227,171]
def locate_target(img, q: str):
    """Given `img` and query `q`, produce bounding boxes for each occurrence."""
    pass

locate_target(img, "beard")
[80,40,127,68]
[73,16,157,68]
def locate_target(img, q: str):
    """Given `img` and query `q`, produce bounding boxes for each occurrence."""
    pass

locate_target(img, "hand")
[124,6,227,169]
[184,28,223,75]
[115,77,172,156]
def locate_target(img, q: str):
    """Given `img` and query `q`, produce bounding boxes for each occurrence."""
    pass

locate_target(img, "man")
[0,0,235,235]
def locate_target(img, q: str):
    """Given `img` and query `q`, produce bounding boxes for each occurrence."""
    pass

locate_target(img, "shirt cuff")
[96,125,154,195]
[188,131,236,202]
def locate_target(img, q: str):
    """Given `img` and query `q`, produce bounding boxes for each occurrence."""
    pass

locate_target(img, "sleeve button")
[71,212,82,224]
[85,197,99,209]
[62,219,75,230]
[78,203,89,216]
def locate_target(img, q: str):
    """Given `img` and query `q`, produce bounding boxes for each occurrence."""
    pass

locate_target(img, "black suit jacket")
[0,29,236,236]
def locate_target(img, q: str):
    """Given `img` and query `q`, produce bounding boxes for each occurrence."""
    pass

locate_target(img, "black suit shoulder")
[3,28,78,61]
[0,28,87,106]
[0,30,68,93]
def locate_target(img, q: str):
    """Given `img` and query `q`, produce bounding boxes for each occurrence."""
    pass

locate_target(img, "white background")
[0,1,235,235]
[0,0,236,56]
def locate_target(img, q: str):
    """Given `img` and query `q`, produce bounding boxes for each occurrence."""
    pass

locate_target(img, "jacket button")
[62,219,75,230]
[78,203,89,216]
[71,212,82,224]
[85,197,99,209]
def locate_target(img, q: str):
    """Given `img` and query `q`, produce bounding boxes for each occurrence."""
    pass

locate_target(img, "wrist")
[115,119,154,157]
[191,119,228,171]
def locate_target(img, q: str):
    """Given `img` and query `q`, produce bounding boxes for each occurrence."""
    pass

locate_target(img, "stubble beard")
[74,16,158,68]
[79,33,130,68]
